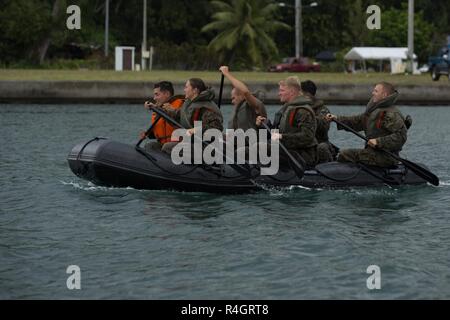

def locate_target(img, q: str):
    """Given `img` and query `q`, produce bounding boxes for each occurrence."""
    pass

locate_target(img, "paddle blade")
[401,158,440,186]
[289,159,305,179]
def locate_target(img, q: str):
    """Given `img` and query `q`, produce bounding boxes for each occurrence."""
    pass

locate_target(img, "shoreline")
[1,80,450,105]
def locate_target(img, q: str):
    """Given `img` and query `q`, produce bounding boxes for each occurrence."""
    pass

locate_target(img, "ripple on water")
[61,180,140,192]
[1,104,450,299]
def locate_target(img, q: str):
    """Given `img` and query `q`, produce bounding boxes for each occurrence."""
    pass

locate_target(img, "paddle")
[136,114,162,147]
[217,74,225,109]
[148,105,254,178]
[260,122,305,179]
[332,119,439,186]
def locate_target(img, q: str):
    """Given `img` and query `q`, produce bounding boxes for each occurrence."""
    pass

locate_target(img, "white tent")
[344,47,417,74]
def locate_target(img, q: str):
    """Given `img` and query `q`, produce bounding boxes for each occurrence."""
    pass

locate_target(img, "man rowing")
[161,78,223,154]
[140,81,184,151]
[300,80,336,163]
[219,66,267,131]
[256,76,318,169]
[326,82,409,167]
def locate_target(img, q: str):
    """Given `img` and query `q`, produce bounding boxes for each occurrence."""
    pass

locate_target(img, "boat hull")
[67,138,428,193]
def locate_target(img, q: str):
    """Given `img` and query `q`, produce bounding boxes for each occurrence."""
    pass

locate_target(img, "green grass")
[0,69,447,85]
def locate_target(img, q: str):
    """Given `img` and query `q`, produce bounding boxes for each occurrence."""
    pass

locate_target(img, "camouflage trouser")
[161,141,178,154]
[277,145,316,169]
[161,141,199,158]
[337,148,397,167]
[296,147,317,169]
[144,141,162,152]
[238,143,316,169]
[317,142,334,164]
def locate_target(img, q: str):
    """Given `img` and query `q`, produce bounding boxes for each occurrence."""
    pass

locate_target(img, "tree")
[297,0,363,57]
[345,0,368,46]
[0,0,445,69]
[0,0,52,65]
[366,5,434,62]
[201,0,290,68]
[35,0,65,64]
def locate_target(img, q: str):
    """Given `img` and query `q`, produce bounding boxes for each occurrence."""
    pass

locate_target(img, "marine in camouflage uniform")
[228,96,266,131]
[300,80,335,164]
[162,88,223,154]
[219,66,267,131]
[311,98,336,163]
[270,95,318,168]
[335,87,408,167]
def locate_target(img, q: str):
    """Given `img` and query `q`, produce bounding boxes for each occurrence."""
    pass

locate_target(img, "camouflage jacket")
[272,95,318,150]
[166,89,223,132]
[228,98,267,131]
[311,98,331,144]
[337,91,407,152]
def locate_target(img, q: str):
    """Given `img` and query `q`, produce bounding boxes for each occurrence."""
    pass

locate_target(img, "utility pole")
[279,1,317,58]
[295,0,302,58]
[407,0,414,73]
[142,0,148,70]
[105,0,109,57]
[149,46,154,71]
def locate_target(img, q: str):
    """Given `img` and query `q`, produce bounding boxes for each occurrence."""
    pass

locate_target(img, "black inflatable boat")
[67,138,430,193]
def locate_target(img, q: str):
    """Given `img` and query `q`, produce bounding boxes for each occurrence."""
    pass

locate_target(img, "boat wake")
[255,182,312,196]
[60,181,139,192]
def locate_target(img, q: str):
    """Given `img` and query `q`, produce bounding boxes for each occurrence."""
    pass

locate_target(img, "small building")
[115,46,135,71]
[344,47,417,74]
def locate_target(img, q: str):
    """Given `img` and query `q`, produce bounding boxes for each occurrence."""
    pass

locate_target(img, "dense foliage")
[0,0,448,69]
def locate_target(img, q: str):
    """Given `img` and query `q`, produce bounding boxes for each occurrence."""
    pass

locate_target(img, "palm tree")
[202,0,290,68]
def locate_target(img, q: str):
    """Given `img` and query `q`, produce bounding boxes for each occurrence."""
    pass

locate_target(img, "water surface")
[0,104,449,299]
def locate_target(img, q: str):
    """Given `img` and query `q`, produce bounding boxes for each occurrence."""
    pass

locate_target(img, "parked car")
[428,45,450,81]
[269,57,321,72]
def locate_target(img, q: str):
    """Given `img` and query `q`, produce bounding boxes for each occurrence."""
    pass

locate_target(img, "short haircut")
[188,78,207,93]
[279,76,301,91]
[301,80,317,96]
[154,81,174,96]
[378,82,396,95]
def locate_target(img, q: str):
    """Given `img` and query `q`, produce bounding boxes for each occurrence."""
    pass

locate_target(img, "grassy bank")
[0,69,446,85]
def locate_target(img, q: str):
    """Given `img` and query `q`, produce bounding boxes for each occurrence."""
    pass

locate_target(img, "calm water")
[1,103,449,299]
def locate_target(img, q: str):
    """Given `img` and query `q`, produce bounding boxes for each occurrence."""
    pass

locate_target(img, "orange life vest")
[151,96,184,144]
